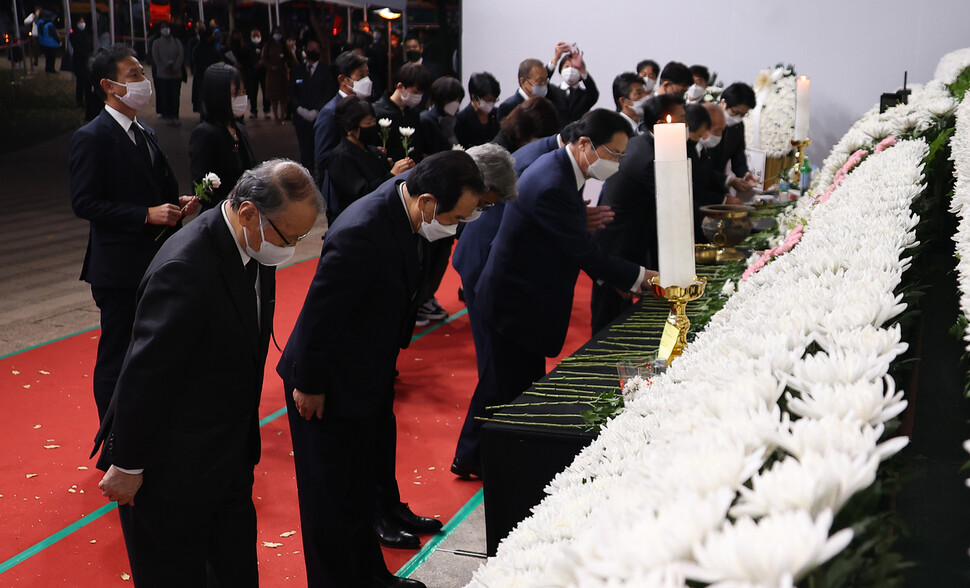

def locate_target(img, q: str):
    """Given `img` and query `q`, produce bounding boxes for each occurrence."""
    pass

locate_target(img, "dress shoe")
[451,457,482,480]
[388,502,443,534]
[372,572,427,588]
[374,517,420,549]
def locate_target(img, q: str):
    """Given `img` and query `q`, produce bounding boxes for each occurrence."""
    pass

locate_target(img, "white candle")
[653,119,695,288]
[794,76,810,141]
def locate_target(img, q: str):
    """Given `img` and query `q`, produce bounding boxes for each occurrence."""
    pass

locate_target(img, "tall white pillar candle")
[653,120,695,288]
[794,76,811,141]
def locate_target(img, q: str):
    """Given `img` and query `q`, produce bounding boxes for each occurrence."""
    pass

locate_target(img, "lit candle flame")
[666,115,672,123]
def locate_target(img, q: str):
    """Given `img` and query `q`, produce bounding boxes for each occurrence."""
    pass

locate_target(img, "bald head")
[703,102,726,137]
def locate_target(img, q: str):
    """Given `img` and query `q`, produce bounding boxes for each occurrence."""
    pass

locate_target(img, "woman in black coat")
[419,76,465,155]
[189,63,256,210]
[324,96,414,224]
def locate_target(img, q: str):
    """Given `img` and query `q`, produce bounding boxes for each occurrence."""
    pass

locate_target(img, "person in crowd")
[313,50,371,184]
[637,58,660,96]
[243,28,269,119]
[151,22,184,126]
[68,44,199,421]
[453,109,656,478]
[591,94,685,333]
[491,96,560,153]
[192,28,223,113]
[70,17,95,115]
[455,71,500,149]
[547,44,599,125]
[189,63,256,211]
[223,29,245,69]
[278,151,485,588]
[93,160,321,588]
[686,64,711,104]
[710,82,760,195]
[261,27,295,125]
[403,32,445,80]
[419,76,465,154]
[290,39,337,176]
[656,61,693,98]
[685,103,726,241]
[36,9,60,74]
[613,72,648,136]
[186,22,203,75]
[496,58,548,122]
[324,96,414,223]
[697,102,741,205]
[374,62,431,163]
[24,7,41,66]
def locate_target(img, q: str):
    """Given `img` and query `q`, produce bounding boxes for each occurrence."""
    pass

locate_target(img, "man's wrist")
[115,466,144,475]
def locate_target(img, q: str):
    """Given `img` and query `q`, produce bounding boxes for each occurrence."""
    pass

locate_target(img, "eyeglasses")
[261,212,311,247]
[475,202,495,212]
[599,144,626,160]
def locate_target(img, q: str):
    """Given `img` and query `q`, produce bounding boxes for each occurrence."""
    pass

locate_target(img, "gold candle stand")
[790,138,812,186]
[648,276,707,365]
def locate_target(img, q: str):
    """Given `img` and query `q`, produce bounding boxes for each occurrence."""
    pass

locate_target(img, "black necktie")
[246,258,259,287]
[132,124,152,166]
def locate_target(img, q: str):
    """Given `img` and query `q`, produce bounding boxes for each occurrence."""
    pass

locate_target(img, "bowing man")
[453,110,658,477]
[278,151,486,588]
[496,58,548,122]
[92,160,322,587]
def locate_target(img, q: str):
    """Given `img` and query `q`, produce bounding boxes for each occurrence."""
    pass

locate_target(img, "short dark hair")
[395,62,431,92]
[333,50,367,79]
[642,94,686,131]
[406,151,487,213]
[571,109,633,145]
[468,72,500,100]
[685,103,712,134]
[403,33,421,46]
[89,43,135,101]
[517,58,543,81]
[660,61,692,87]
[721,82,757,109]
[559,120,582,144]
[636,59,660,76]
[201,63,244,126]
[612,72,644,110]
[690,65,710,84]
[500,96,560,151]
[229,159,324,214]
[335,95,376,133]
[429,76,465,111]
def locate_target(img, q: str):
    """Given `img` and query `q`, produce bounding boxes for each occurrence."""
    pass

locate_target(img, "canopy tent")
[248,0,406,41]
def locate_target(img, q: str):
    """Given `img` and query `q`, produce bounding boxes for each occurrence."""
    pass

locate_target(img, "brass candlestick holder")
[790,138,812,186]
[648,276,707,365]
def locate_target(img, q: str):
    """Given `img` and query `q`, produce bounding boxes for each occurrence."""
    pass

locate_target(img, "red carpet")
[0,256,594,585]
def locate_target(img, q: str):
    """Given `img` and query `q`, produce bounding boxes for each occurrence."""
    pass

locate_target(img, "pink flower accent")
[874,136,897,153]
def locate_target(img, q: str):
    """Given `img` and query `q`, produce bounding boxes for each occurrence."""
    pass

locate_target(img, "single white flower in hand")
[203,172,222,189]
[399,126,415,137]
[378,118,392,128]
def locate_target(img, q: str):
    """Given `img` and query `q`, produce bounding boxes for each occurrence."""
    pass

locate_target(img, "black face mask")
[406,50,422,62]
[358,125,381,146]
[305,50,320,62]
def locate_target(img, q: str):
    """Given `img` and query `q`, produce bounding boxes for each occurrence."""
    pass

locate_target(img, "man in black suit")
[591,94,685,333]
[374,62,432,163]
[92,160,322,586]
[496,58,548,122]
[69,44,200,422]
[403,33,446,82]
[709,82,760,194]
[314,51,372,186]
[278,151,486,587]
[547,45,599,125]
[290,39,337,177]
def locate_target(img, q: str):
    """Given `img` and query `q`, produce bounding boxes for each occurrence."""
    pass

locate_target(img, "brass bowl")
[700,204,756,248]
[695,244,719,265]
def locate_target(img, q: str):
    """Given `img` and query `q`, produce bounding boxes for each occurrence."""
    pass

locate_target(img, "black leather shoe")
[451,457,482,480]
[388,502,443,534]
[373,573,427,588]
[374,517,420,549]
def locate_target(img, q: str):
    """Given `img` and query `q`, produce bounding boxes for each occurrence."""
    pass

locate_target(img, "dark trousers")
[293,116,317,178]
[155,78,181,118]
[118,470,257,588]
[91,286,137,422]
[246,70,269,115]
[418,236,455,304]
[454,323,546,469]
[590,281,632,335]
[375,403,402,515]
[42,45,56,73]
[285,387,389,587]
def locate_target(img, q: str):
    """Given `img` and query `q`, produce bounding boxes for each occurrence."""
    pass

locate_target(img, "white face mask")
[724,111,743,127]
[699,133,722,149]
[584,146,620,181]
[78,22,86,31]
[443,101,460,116]
[161,28,171,37]
[272,33,282,42]
[686,83,705,101]
[232,95,249,118]
[251,36,261,44]
[462,207,485,222]
[530,82,548,98]
[477,99,495,114]
[641,76,656,93]
[402,90,423,108]
[244,217,296,266]
[631,95,649,118]
[109,78,153,111]
[561,66,582,87]
[351,76,373,99]
[417,202,458,241]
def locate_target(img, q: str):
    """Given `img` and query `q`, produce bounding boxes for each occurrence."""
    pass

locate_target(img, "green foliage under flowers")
[579,390,624,432]
[948,66,970,101]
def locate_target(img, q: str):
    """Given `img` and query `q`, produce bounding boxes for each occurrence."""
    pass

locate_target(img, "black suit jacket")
[454,103,498,149]
[419,107,458,154]
[277,179,424,419]
[289,60,336,111]
[93,207,276,502]
[69,109,180,289]
[478,148,640,357]
[496,91,525,123]
[709,122,749,178]
[188,121,256,209]
[547,75,599,125]
[323,137,392,223]
[689,140,729,242]
[373,93,424,162]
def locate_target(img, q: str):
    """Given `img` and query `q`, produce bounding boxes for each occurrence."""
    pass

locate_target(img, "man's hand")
[585,200,615,232]
[147,204,182,226]
[724,195,742,205]
[179,195,201,216]
[99,465,143,505]
[552,42,571,63]
[729,172,759,192]
[639,269,660,295]
[293,389,325,421]
[390,158,415,176]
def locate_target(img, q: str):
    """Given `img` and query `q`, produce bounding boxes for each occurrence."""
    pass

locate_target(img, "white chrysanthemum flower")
[203,172,221,188]
[398,126,415,137]
[378,118,392,128]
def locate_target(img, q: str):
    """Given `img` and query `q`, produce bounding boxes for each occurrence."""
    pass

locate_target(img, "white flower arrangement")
[745,67,797,158]
[949,87,970,351]
[934,47,970,85]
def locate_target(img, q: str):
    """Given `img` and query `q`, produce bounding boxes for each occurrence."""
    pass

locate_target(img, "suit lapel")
[208,209,261,357]
[385,181,419,299]
[101,111,155,179]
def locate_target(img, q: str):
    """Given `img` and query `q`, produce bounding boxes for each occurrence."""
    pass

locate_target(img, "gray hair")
[229,159,324,214]
[466,143,518,201]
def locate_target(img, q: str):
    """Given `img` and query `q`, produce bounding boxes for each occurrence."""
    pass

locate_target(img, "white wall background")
[460,0,970,165]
